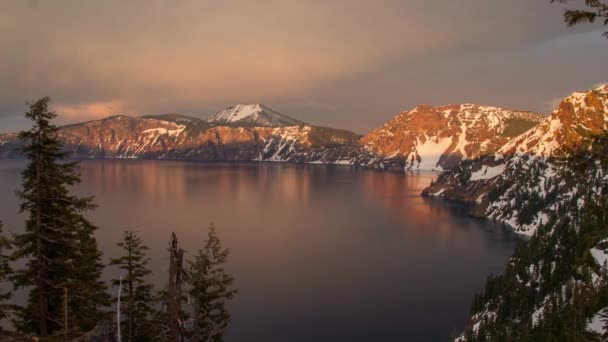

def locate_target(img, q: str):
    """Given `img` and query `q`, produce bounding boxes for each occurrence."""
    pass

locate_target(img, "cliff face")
[426,85,608,341]
[423,85,608,235]
[499,85,608,157]
[1,102,548,172]
[0,114,393,168]
[360,104,544,171]
[0,104,543,172]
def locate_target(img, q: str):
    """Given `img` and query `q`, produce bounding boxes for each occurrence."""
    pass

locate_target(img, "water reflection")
[0,160,517,341]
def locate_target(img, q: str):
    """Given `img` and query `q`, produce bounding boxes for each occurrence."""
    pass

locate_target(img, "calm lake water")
[0,159,517,341]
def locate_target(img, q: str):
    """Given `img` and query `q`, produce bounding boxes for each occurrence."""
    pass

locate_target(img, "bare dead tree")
[168,233,185,342]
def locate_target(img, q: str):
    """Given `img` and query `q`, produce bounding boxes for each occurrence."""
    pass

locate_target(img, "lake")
[0,159,517,341]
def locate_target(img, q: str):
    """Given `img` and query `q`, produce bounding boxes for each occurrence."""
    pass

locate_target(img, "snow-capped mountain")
[206,104,305,127]
[499,84,608,157]
[424,84,608,236]
[0,113,375,165]
[0,102,547,172]
[361,104,545,170]
[424,85,608,341]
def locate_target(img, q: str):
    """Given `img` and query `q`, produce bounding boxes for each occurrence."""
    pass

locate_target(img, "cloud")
[53,100,130,122]
[0,0,606,133]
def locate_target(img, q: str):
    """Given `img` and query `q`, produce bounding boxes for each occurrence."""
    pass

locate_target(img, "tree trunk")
[35,132,48,337]
[117,277,122,342]
[128,240,133,342]
[168,233,180,342]
[63,287,68,342]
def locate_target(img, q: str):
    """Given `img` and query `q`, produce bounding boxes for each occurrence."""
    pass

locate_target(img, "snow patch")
[470,164,506,181]
[415,135,453,170]
[587,310,607,335]
[591,246,608,270]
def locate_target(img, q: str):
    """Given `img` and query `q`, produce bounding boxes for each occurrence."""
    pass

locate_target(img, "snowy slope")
[500,84,608,157]
[207,104,305,127]
[361,104,544,171]
[0,113,375,166]
[426,85,608,341]
[425,84,608,236]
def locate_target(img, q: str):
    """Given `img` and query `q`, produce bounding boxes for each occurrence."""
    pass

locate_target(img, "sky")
[1,0,607,134]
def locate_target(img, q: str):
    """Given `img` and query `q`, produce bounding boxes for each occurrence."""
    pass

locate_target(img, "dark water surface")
[0,159,517,341]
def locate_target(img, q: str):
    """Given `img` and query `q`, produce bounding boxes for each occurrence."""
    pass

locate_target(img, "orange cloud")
[53,100,132,122]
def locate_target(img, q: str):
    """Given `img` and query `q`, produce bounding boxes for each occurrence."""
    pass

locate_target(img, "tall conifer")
[12,97,108,336]
[0,221,12,322]
[109,230,155,342]
[187,224,237,341]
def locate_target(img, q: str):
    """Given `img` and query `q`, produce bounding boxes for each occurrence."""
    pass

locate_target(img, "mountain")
[206,104,306,127]
[422,85,608,340]
[360,104,545,171]
[499,85,608,157]
[0,103,547,172]
[0,113,379,166]
[424,85,608,235]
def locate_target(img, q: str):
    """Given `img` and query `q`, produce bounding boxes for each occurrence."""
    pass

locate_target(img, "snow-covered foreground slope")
[423,85,608,340]
[206,104,305,127]
[361,103,544,171]
[425,84,608,236]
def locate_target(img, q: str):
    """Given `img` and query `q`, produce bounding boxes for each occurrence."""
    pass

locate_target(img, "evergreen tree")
[11,97,109,336]
[187,224,237,342]
[551,0,608,38]
[109,230,155,342]
[463,134,608,340]
[0,221,12,322]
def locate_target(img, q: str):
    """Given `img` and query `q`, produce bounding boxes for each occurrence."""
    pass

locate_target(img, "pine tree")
[11,97,109,336]
[187,224,237,342]
[109,231,155,342]
[551,0,608,38]
[0,221,12,322]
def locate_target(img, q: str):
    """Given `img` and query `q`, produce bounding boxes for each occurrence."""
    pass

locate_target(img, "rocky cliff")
[421,85,608,340]
[0,111,389,168]
[423,85,608,236]
[361,104,544,170]
[0,102,548,172]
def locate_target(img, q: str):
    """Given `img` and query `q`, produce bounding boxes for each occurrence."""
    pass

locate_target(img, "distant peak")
[230,103,264,110]
[207,104,305,127]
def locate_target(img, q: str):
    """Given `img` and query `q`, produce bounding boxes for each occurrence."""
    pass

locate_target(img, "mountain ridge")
[424,84,608,235]
[0,101,549,172]
[361,103,545,170]
[422,84,608,341]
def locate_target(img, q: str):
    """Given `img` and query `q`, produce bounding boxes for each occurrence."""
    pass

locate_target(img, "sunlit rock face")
[0,110,385,167]
[361,104,545,171]
[424,84,608,236]
[498,85,608,158]
[0,101,547,172]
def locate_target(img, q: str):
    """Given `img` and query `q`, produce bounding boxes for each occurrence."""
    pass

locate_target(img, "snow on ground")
[532,306,544,327]
[431,188,446,196]
[587,310,607,335]
[470,164,506,181]
[209,104,264,123]
[415,135,452,170]
[590,246,608,269]
[142,125,185,137]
